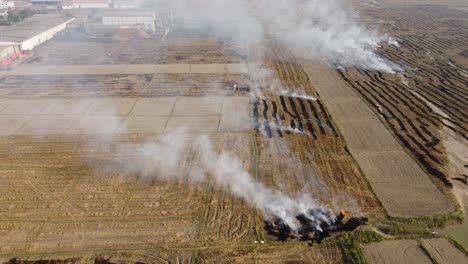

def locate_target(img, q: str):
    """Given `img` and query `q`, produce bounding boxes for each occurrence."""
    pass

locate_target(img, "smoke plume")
[110,129,331,231]
[148,0,397,72]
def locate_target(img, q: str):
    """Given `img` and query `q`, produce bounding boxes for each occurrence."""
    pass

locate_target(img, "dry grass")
[0,73,250,98]
[27,38,243,65]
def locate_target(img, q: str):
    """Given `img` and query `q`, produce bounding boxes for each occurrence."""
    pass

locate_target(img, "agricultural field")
[27,39,243,65]
[0,73,250,97]
[363,238,466,264]
[342,4,468,188]
[0,47,383,263]
[0,25,372,264]
[0,27,388,264]
[363,240,434,264]
[0,1,467,263]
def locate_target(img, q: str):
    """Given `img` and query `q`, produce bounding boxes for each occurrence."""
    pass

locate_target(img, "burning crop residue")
[266,209,369,244]
[106,130,367,244]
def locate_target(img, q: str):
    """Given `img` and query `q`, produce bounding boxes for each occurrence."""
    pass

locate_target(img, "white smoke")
[110,129,331,231]
[147,0,398,72]
[280,90,317,101]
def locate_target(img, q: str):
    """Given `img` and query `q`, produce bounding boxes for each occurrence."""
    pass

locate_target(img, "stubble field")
[1,2,467,263]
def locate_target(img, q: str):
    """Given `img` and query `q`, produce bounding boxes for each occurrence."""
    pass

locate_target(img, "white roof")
[0,14,74,43]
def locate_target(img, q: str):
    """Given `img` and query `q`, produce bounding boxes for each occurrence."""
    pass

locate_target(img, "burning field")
[0,0,467,263]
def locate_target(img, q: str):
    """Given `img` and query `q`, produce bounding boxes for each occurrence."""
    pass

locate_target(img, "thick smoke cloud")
[149,0,397,72]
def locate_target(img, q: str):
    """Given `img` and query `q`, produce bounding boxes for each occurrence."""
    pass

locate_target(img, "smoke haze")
[110,129,331,230]
[148,0,397,72]
[1,0,384,233]
[91,0,382,230]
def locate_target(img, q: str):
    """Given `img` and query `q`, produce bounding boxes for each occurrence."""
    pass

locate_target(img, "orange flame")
[340,209,347,216]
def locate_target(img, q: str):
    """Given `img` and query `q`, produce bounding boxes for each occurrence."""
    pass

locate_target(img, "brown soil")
[421,238,468,264]
[363,240,433,264]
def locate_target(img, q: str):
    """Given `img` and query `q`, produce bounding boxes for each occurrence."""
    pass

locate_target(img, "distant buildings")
[102,11,156,33]
[30,0,62,9]
[112,0,141,9]
[0,14,75,65]
[0,14,75,50]
[29,0,142,10]
[62,0,110,9]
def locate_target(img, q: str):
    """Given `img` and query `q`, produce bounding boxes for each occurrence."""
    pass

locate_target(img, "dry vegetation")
[250,42,384,217]
[0,132,353,262]
[1,2,467,263]
[0,74,250,98]
[27,39,243,65]
[0,38,384,262]
[0,134,254,257]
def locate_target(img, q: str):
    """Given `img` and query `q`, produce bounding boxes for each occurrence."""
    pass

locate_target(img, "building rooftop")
[98,10,155,17]
[66,0,109,5]
[30,0,62,2]
[0,14,74,43]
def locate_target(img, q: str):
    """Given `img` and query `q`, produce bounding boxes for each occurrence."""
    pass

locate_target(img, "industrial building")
[62,0,110,9]
[0,14,75,51]
[30,0,62,9]
[101,11,156,33]
[112,0,140,9]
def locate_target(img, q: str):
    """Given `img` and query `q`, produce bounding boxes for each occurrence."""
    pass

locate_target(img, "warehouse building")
[112,0,140,9]
[101,11,156,33]
[62,0,110,9]
[0,14,75,51]
[30,0,62,9]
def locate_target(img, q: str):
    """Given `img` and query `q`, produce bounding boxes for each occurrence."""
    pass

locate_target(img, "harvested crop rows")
[253,96,338,139]
[195,133,258,243]
[0,73,250,98]
[339,5,468,187]
[28,39,243,65]
[251,43,383,217]
[0,133,258,258]
[253,45,338,140]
